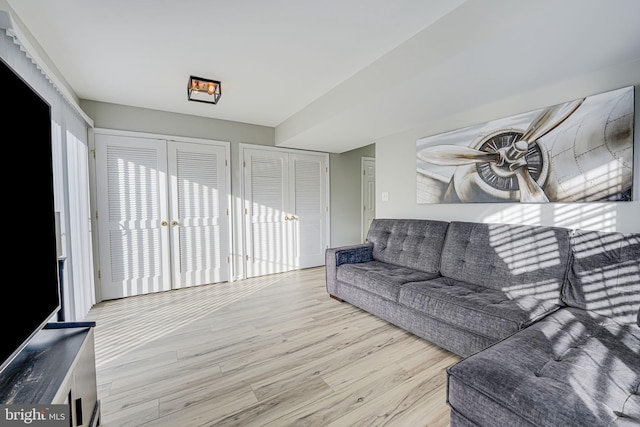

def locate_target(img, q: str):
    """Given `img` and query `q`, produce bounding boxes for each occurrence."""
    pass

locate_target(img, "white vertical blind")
[66,130,96,320]
[2,16,95,320]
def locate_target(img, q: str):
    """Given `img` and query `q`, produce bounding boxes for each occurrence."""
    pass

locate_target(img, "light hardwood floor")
[86,267,460,427]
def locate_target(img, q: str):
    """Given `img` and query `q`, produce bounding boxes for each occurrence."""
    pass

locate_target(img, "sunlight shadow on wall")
[553,203,617,232]
[483,203,618,232]
[484,205,542,226]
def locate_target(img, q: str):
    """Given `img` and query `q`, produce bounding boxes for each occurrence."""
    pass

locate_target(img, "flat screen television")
[0,57,61,375]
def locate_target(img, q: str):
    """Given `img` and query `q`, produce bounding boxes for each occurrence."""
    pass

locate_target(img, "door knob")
[172,221,179,226]
[161,221,168,226]
[284,216,290,221]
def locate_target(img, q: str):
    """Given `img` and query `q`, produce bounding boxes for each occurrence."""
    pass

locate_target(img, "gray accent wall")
[375,60,640,233]
[330,144,375,247]
[80,100,275,146]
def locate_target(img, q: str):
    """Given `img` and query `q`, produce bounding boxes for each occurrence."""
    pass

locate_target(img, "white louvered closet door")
[244,148,290,278]
[95,134,171,300]
[95,133,230,300]
[168,141,229,288]
[290,153,327,269]
[243,146,329,278]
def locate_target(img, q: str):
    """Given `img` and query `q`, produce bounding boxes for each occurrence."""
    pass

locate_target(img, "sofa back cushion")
[440,222,572,301]
[367,219,449,273]
[563,229,640,324]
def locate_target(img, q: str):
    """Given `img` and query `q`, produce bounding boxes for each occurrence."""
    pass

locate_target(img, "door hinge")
[246,255,249,261]
[226,208,229,215]
[95,210,99,220]
[243,160,246,167]
[98,270,101,279]
[245,208,248,215]
[91,149,96,159]
[227,256,230,263]
[325,166,328,173]
[225,159,228,166]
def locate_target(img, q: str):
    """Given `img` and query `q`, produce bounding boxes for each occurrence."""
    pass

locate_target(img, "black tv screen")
[0,58,61,374]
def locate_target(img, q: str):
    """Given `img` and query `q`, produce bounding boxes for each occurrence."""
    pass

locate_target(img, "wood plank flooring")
[86,267,460,427]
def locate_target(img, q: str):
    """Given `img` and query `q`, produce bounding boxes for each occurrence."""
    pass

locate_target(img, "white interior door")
[290,153,327,269]
[244,148,290,278]
[95,134,171,300]
[362,157,376,242]
[168,141,229,288]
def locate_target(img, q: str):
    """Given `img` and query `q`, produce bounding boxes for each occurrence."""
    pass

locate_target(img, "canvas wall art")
[416,86,634,204]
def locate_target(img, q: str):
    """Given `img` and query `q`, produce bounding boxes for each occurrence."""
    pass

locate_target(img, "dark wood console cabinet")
[0,322,100,427]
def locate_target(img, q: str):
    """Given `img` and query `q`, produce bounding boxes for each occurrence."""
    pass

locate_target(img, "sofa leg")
[329,294,344,302]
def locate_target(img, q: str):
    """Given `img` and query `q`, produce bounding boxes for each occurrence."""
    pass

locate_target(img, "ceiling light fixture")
[187,76,221,104]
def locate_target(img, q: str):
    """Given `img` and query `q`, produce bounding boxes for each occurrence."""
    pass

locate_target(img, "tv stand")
[0,322,100,427]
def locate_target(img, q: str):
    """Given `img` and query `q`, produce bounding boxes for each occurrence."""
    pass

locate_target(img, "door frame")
[361,156,375,243]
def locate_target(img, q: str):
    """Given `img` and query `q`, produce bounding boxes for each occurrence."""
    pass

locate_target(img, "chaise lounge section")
[447,229,640,426]
[325,219,640,426]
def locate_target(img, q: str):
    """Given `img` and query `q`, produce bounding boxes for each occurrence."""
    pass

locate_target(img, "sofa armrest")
[325,243,374,296]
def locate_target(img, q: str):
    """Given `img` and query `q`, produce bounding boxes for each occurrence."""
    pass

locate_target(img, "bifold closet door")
[289,152,327,269]
[243,148,290,277]
[243,147,328,278]
[95,134,171,300]
[95,134,230,300]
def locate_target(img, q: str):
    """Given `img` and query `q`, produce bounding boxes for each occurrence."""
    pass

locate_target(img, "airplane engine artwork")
[416,86,634,204]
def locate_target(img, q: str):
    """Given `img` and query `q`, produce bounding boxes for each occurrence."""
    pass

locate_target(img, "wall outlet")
[381,192,389,201]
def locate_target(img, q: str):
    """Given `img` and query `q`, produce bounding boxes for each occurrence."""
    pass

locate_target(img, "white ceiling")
[6,0,640,153]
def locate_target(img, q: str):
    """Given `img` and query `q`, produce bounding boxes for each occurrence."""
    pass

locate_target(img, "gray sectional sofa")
[325,218,640,427]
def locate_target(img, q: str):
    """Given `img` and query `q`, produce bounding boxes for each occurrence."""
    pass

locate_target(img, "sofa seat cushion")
[336,261,439,301]
[399,277,560,340]
[447,307,640,427]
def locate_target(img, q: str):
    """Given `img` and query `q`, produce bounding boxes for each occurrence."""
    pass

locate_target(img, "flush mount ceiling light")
[187,76,221,104]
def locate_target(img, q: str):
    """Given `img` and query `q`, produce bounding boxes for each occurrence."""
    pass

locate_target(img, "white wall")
[376,60,640,233]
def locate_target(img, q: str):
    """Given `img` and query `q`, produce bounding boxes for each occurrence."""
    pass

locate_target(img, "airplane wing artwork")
[416,86,634,204]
